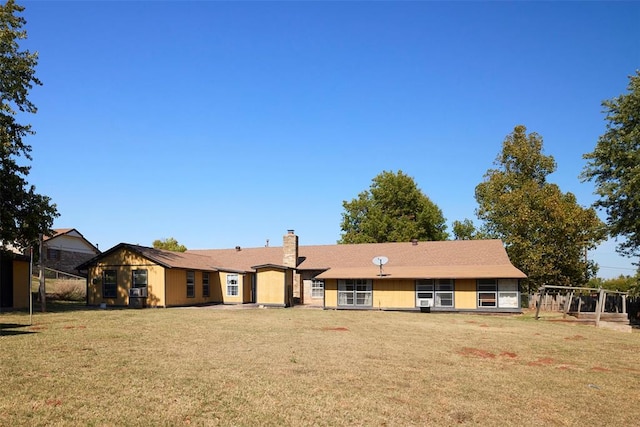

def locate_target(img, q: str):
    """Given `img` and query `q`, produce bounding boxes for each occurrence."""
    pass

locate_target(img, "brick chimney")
[283,230,298,268]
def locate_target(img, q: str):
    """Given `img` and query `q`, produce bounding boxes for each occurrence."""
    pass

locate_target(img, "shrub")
[49,279,86,301]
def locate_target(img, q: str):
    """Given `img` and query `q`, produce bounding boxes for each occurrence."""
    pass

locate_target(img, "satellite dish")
[372,256,389,277]
[372,256,388,266]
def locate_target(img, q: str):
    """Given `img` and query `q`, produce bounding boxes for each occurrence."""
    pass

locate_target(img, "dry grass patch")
[0,308,638,426]
[31,278,86,301]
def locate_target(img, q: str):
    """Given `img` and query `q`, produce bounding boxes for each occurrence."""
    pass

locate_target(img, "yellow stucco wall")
[87,247,225,307]
[323,278,496,311]
[324,278,415,309]
[372,279,415,309]
[87,248,166,306]
[165,269,188,306]
[256,268,286,305]
[324,279,338,307]
[221,271,244,304]
[165,269,221,306]
[12,260,30,309]
[210,272,223,302]
[454,279,477,309]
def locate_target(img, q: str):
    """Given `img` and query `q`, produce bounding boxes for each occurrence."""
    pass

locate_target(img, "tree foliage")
[582,70,640,260]
[152,237,187,252]
[0,0,57,249]
[339,170,448,244]
[475,125,606,293]
[452,218,492,240]
[588,274,639,294]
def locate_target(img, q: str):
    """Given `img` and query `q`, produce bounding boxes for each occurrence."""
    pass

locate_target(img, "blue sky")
[19,1,639,278]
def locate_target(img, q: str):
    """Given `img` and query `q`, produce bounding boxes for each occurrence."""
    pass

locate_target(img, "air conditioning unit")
[419,299,433,308]
[129,287,148,298]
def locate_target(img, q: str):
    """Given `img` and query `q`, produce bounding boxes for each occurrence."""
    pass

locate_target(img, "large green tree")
[582,71,640,261]
[452,218,492,240]
[0,0,57,250]
[339,170,448,244]
[475,125,606,293]
[153,237,187,252]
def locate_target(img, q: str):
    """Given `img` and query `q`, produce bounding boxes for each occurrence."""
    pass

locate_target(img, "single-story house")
[78,243,294,308]
[81,231,526,312]
[0,251,31,310]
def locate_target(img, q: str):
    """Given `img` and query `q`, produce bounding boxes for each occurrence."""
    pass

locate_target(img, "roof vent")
[411,239,418,246]
[235,246,241,251]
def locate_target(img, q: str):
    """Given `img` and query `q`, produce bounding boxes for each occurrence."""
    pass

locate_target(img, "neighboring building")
[43,229,100,277]
[82,231,526,312]
[0,251,30,310]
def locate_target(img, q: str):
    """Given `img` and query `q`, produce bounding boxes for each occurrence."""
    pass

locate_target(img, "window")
[227,274,239,296]
[435,279,454,307]
[497,279,519,308]
[338,279,372,307]
[416,280,434,307]
[478,279,497,307]
[311,279,324,299]
[132,269,147,288]
[47,248,61,261]
[103,270,117,298]
[203,272,210,298]
[415,279,453,308]
[187,271,195,298]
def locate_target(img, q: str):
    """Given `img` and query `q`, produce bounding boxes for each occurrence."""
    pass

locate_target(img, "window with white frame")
[226,274,239,296]
[311,279,324,299]
[202,272,210,298]
[477,279,497,307]
[435,279,454,307]
[186,271,195,298]
[415,280,434,307]
[103,270,117,298]
[132,269,147,288]
[497,279,519,308]
[338,279,372,307]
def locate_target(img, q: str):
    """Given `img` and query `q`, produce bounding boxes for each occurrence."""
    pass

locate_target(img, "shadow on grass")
[0,323,37,336]
[14,300,93,314]
[30,300,135,313]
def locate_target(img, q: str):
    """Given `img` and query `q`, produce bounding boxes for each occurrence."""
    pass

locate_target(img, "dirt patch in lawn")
[459,347,496,359]
[564,335,586,341]
[499,351,517,358]
[528,357,555,366]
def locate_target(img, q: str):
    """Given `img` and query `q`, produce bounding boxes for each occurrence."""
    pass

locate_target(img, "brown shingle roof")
[297,240,513,269]
[44,228,74,240]
[78,243,218,271]
[187,247,284,272]
[79,239,526,279]
[188,239,526,279]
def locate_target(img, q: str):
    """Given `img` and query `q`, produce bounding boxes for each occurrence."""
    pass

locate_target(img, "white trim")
[311,279,324,299]
[226,273,239,297]
[338,279,372,307]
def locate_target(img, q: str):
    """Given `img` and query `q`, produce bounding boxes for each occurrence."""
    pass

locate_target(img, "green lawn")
[1,306,638,426]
